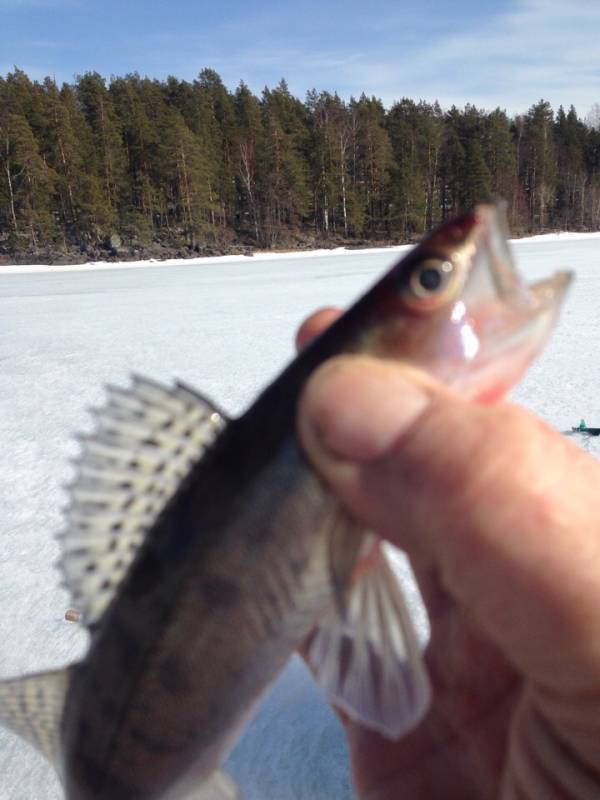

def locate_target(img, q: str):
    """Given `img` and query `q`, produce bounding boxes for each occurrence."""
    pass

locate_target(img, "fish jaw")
[438,203,573,399]
[450,270,572,401]
[366,203,573,402]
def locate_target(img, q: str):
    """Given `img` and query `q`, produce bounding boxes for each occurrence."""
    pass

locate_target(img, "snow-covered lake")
[1,236,599,799]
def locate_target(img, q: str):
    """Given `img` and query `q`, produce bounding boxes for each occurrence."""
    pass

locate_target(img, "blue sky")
[2,0,600,116]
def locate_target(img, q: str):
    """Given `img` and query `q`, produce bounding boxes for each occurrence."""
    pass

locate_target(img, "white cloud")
[4,0,598,116]
[343,0,600,114]
[172,0,600,116]
[218,0,597,116]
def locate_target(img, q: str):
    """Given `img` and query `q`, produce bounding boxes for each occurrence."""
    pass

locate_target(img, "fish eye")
[402,257,457,309]
[418,266,443,292]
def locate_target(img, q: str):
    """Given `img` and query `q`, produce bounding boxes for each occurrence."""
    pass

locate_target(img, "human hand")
[296,309,600,800]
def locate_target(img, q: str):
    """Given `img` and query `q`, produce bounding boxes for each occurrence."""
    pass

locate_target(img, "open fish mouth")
[443,203,573,400]
[363,201,572,401]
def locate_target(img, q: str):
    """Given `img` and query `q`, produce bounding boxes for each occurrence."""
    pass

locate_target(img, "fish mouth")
[447,203,573,401]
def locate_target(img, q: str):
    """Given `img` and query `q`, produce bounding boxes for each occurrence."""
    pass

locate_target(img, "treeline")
[2,67,600,257]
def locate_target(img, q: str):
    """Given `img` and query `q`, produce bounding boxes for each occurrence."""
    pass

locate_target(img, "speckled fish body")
[63,433,357,799]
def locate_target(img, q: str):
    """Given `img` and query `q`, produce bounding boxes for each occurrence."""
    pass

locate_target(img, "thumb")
[297,355,600,689]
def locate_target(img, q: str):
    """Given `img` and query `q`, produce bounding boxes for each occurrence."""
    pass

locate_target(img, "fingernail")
[300,358,431,461]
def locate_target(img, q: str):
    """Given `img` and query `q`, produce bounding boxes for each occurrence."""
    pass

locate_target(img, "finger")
[295,307,342,351]
[297,355,600,692]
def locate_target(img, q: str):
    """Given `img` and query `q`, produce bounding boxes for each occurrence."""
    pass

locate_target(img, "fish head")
[365,202,572,401]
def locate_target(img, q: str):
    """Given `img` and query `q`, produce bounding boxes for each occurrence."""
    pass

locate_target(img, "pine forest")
[2,67,600,263]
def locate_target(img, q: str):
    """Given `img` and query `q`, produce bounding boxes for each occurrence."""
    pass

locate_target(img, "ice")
[0,235,599,798]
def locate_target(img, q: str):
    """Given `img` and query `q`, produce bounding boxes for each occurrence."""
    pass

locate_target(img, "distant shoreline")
[0,244,411,275]
[0,234,403,271]
[2,231,600,276]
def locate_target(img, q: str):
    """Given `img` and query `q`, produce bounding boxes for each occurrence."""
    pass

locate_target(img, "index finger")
[295,307,342,351]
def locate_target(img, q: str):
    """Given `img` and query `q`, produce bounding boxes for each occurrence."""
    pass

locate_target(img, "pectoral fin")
[171,770,241,800]
[0,666,72,771]
[308,541,431,739]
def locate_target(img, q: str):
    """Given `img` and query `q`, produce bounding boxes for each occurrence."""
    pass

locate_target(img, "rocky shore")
[0,232,407,267]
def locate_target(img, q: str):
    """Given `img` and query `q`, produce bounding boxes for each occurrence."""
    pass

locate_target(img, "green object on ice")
[572,420,600,436]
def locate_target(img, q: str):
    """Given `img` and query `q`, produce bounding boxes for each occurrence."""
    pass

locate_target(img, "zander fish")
[0,204,571,799]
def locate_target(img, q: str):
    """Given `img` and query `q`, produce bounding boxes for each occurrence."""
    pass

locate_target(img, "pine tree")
[164,75,222,231]
[195,69,238,230]
[386,99,442,237]
[483,110,515,196]
[3,66,600,257]
[351,94,392,236]
[0,111,58,249]
[261,80,311,243]
[521,100,557,230]
[160,110,214,247]
[555,105,587,229]
[462,138,492,207]
[38,77,112,245]
[76,72,127,231]
[439,119,465,218]
[583,121,600,228]
[234,82,266,244]
[306,91,354,237]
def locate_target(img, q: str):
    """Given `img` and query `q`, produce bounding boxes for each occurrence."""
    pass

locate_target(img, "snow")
[511,230,600,244]
[0,245,411,275]
[1,236,599,799]
[2,227,600,276]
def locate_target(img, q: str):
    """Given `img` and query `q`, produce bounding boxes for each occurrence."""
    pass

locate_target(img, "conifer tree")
[461,138,492,208]
[235,81,265,243]
[351,95,392,235]
[521,100,556,230]
[165,75,222,230]
[387,99,439,237]
[110,75,162,238]
[195,69,237,229]
[554,105,587,229]
[482,108,518,224]
[0,111,58,249]
[76,72,127,230]
[306,91,354,237]
[161,111,213,247]
[261,80,311,242]
[2,67,600,257]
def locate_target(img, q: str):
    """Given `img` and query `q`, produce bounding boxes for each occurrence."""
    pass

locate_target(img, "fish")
[0,203,572,799]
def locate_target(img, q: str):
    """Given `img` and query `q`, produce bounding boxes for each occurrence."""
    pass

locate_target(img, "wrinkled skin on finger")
[295,308,600,800]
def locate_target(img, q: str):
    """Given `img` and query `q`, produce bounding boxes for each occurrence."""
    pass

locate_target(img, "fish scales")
[63,417,361,798]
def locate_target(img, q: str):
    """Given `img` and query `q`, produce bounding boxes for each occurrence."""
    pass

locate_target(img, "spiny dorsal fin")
[59,376,227,627]
[0,667,72,770]
[308,541,431,739]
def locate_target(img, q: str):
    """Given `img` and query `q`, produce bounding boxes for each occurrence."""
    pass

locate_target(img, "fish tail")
[0,666,72,772]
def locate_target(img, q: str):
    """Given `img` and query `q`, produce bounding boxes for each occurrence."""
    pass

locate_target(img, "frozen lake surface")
[1,236,599,798]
